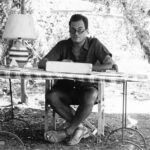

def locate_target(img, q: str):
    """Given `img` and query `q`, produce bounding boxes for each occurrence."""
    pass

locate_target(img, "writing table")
[0,67,149,148]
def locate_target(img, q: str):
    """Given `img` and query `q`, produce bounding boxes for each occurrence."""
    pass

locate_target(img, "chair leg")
[45,80,57,132]
[45,106,57,132]
[44,80,50,132]
[98,81,105,136]
[71,105,97,134]
[84,119,97,136]
[52,110,56,130]
[44,102,49,132]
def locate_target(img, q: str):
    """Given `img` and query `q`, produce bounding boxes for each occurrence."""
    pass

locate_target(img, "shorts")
[51,79,98,105]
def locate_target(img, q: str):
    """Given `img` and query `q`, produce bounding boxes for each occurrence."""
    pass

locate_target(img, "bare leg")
[47,87,97,136]
[46,90,75,123]
[66,87,98,135]
[45,90,76,143]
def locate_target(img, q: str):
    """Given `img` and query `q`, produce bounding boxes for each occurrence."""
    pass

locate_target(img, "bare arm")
[92,55,118,72]
[38,42,62,69]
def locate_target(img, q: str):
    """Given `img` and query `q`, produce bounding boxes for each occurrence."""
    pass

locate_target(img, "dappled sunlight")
[93,81,150,114]
[117,57,150,74]
[127,115,138,128]
[93,97,150,114]
[0,0,150,149]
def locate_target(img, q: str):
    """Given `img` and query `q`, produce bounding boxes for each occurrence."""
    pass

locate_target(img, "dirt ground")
[1,109,149,150]
[0,79,150,150]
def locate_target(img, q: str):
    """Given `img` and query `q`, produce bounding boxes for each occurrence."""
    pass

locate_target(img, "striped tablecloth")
[0,67,149,82]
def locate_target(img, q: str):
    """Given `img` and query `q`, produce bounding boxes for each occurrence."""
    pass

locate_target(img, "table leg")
[105,81,147,149]
[45,79,56,132]
[9,79,14,119]
[123,81,127,127]
[97,80,105,136]
[21,79,27,103]
[121,81,127,141]
[44,80,50,132]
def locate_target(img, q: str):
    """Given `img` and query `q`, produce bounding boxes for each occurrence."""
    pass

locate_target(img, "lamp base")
[16,61,27,68]
[8,40,29,68]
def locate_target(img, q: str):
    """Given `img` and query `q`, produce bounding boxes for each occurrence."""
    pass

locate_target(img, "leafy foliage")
[0,0,150,65]
[118,0,150,62]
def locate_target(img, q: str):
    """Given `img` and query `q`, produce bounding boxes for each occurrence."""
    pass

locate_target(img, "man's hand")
[112,64,119,72]
[38,58,48,69]
[92,55,118,72]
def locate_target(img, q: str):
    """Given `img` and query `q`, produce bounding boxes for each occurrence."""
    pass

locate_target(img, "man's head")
[69,14,89,44]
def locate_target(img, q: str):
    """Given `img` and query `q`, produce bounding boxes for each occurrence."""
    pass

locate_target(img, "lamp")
[2,14,36,67]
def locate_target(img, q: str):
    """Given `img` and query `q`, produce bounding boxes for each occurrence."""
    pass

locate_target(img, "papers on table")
[46,61,92,74]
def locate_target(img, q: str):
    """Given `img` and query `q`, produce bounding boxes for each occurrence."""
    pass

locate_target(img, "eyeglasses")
[69,28,86,35]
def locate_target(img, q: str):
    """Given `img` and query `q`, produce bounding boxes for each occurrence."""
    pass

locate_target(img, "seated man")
[38,14,118,145]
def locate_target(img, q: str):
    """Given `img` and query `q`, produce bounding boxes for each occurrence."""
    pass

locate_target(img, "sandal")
[44,129,69,143]
[66,126,89,146]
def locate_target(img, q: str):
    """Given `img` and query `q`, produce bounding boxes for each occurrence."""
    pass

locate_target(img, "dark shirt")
[39,37,112,90]
[43,37,112,64]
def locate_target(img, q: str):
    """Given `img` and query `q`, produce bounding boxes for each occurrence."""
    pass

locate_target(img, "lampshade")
[2,14,36,40]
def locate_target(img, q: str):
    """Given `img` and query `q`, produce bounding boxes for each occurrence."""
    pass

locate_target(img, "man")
[38,14,117,145]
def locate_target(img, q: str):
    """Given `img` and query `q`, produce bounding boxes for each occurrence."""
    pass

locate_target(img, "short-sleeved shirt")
[44,37,112,64]
[43,37,112,90]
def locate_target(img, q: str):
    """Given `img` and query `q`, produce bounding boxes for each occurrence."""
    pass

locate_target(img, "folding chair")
[44,79,98,136]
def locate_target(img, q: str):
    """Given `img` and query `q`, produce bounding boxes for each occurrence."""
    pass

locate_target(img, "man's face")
[69,20,88,44]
